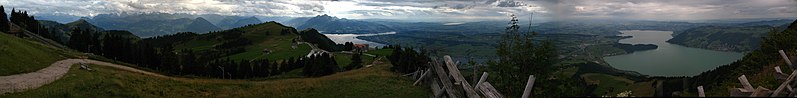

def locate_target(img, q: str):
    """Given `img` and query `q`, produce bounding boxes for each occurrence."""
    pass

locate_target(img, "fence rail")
[408,55,535,98]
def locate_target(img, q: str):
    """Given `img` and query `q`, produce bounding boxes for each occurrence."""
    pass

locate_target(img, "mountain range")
[287,14,394,34]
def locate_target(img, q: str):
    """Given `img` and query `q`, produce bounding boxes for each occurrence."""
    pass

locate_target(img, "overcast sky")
[1,0,796,22]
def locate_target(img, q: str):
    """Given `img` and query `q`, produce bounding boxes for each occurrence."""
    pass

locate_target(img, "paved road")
[0,59,168,94]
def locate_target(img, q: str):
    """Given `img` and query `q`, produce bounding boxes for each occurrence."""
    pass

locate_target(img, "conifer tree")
[0,6,9,33]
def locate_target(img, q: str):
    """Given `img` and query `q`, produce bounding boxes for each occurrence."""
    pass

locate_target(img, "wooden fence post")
[739,75,755,91]
[698,86,705,97]
[444,56,480,98]
[771,70,797,97]
[475,72,489,89]
[522,75,536,98]
[414,68,431,86]
[780,50,793,68]
[432,59,459,98]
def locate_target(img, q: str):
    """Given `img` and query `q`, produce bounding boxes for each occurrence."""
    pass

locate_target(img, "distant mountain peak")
[186,17,222,33]
[195,17,208,21]
[69,19,90,24]
[66,19,104,32]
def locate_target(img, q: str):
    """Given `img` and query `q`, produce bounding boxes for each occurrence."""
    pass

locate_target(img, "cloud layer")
[0,0,795,21]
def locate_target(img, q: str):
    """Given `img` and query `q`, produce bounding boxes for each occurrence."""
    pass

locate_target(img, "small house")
[353,44,369,53]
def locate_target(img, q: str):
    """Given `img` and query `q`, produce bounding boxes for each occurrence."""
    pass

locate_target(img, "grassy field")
[365,48,393,57]
[2,59,430,97]
[175,22,311,61]
[581,73,634,96]
[0,32,70,76]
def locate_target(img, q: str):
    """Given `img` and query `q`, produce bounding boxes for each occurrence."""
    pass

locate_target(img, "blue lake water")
[603,30,744,76]
[323,32,395,48]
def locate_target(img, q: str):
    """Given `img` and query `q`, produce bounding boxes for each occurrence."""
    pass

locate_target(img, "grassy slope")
[582,73,633,96]
[0,32,70,76]
[174,22,311,61]
[581,73,654,97]
[2,59,430,97]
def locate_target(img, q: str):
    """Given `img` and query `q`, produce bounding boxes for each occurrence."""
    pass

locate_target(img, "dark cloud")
[496,0,525,7]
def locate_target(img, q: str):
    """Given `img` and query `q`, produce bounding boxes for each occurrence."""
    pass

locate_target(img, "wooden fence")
[697,50,797,97]
[405,55,536,98]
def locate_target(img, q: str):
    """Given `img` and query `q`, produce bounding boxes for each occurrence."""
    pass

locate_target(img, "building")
[353,44,369,53]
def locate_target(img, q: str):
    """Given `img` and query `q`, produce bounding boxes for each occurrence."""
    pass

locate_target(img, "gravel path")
[0,59,169,94]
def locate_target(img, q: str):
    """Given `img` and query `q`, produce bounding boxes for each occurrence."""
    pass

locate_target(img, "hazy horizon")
[1,0,795,23]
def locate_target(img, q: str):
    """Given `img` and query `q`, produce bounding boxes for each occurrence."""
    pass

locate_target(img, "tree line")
[0,6,60,43]
[385,45,430,74]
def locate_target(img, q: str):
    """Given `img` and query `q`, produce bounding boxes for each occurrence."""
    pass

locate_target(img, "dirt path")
[0,59,169,94]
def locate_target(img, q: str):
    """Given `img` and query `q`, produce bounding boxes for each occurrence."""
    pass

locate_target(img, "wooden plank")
[443,55,480,98]
[522,75,536,98]
[780,50,793,67]
[478,82,505,98]
[414,68,431,86]
[411,69,419,79]
[749,86,772,97]
[698,86,705,97]
[730,88,753,97]
[431,76,445,98]
[771,70,797,97]
[738,75,754,92]
[432,59,459,98]
[776,66,784,74]
[475,72,489,89]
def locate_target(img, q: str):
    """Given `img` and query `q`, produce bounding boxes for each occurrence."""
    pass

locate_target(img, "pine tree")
[0,6,9,33]
[487,14,572,97]
[345,53,363,70]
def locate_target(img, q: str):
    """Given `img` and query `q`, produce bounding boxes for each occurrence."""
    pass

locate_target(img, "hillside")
[217,16,263,29]
[39,19,107,43]
[169,21,312,61]
[669,19,797,96]
[0,32,70,76]
[0,56,430,97]
[667,25,773,52]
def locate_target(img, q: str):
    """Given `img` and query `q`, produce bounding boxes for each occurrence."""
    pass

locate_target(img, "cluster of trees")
[486,15,584,97]
[142,32,198,47]
[67,28,102,53]
[344,53,363,70]
[0,6,59,42]
[299,28,354,52]
[385,45,430,74]
[303,53,341,77]
[614,43,658,53]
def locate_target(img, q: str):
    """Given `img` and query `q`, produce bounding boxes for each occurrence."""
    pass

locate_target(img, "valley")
[2,0,797,97]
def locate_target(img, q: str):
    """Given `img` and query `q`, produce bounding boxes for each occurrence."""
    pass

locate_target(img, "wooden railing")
[408,55,536,98]
[698,50,797,97]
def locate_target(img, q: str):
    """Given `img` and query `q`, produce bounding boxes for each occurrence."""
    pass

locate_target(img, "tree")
[345,53,363,70]
[486,14,578,97]
[0,5,9,33]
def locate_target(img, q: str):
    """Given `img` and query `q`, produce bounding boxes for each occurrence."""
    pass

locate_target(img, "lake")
[603,30,744,76]
[323,32,396,48]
